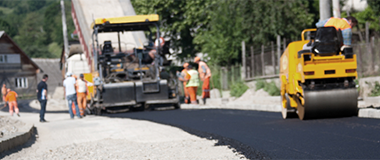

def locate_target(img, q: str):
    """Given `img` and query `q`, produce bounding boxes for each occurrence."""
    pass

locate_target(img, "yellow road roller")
[280,27,358,120]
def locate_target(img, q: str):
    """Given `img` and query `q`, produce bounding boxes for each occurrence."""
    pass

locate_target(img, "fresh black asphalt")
[106,108,380,159]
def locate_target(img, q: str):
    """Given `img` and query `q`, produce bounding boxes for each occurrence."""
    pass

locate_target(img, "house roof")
[0,31,43,73]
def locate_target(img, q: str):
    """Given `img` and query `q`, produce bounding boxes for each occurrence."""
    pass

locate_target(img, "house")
[32,58,62,99]
[0,31,42,100]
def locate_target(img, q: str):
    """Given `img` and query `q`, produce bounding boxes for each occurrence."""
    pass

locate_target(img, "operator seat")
[102,41,114,54]
[312,27,343,56]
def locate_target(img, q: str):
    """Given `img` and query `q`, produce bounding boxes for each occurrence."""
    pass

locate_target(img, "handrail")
[301,28,317,41]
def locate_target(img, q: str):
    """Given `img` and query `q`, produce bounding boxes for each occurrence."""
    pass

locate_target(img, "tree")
[194,0,314,66]
[131,0,214,60]
[13,12,50,58]
[0,18,17,37]
[194,0,243,66]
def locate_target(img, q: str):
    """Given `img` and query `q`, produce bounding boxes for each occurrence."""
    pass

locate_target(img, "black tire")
[94,107,102,115]
[174,103,181,109]
[133,103,145,111]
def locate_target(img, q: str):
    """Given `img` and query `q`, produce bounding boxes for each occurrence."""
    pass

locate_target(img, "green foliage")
[230,80,249,97]
[263,81,280,96]
[343,7,380,32]
[131,0,213,60]
[369,81,380,97]
[48,42,62,58]
[0,0,74,58]
[255,79,280,96]
[255,79,266,91]
[367,0,380,17]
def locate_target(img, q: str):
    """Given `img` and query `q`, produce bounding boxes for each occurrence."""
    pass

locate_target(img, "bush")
[369,81,380,97]
[255,79,266,91]
[264,81,280,96]
[255,79,280,96]
[230,80,249,97]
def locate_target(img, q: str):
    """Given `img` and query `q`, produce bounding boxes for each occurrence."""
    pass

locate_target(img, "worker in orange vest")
[5,88,20,117]
[76,74,88,116]
[316,16,357,47]
[184,65,200,104]
[177,63,190,103]
[194,56,211,104]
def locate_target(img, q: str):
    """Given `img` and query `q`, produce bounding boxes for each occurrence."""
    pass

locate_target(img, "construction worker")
[145,37,165,64]
[177,63,190,103]
[2,84,7,102]
[5,88,19,117]
[76,74,88,116]
[316,16,358,47]
[63,72,82,119]
[37,74,48,122]
[194,56,211,104]
[184,65,199,104]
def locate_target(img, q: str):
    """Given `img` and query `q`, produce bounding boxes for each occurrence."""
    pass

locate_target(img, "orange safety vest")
[5,91,17,102]
[324,17,351,31]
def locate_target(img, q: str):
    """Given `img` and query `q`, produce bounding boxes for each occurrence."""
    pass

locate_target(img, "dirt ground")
[0,115,25,137]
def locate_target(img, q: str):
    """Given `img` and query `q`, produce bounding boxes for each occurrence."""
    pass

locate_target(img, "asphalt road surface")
[105,108,380,159]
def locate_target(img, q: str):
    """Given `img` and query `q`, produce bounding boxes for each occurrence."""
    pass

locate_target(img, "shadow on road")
[0,100,67,114]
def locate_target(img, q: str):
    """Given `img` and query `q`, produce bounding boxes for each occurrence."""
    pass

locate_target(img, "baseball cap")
[66,72,72,77]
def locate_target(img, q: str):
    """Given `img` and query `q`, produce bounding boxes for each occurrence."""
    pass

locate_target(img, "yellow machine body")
[280,28,358,120]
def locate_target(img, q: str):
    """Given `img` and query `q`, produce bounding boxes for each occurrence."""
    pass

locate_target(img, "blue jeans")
[66,94,81,118]
[39,99,47,120]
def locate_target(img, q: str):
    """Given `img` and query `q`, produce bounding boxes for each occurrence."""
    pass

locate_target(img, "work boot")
[17,113,20,117]
[203,98,206,105]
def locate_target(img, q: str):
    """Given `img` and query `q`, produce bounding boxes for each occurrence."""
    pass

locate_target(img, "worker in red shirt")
[5,88,20,117]
[194,57,211,104]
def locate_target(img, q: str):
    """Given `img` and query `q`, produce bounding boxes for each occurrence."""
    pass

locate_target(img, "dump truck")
[280,27,358,120]
[89,14,180,114]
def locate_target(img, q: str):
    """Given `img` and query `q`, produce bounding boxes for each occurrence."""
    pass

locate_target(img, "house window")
[0,55,7,63]
[15,77,28,88]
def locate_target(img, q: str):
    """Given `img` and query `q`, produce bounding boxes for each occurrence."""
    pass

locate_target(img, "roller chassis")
[280,27,358,120]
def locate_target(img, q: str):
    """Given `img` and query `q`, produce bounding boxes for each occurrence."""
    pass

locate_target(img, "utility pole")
[61,0,69,59]
[319,0,331,20]
[332,0,341,18]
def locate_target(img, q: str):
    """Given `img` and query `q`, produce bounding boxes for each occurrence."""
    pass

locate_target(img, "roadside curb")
[0,120,34,153]
[358,108,380,119]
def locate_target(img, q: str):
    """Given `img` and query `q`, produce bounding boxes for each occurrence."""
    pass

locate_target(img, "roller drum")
[298,88,358,120]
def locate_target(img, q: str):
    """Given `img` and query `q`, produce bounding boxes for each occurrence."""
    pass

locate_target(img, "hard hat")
[183,62,189,68]
[194,57,201,63]
[66,72,72,77]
